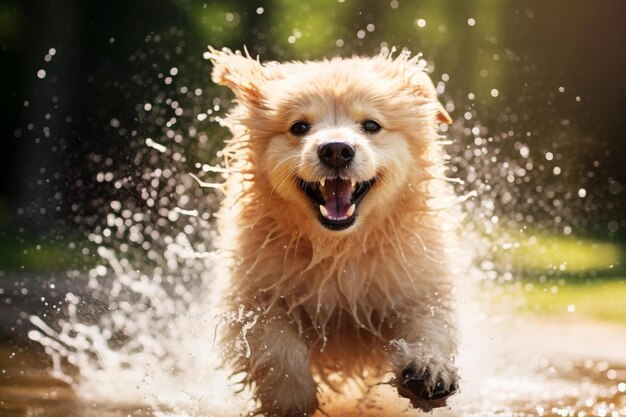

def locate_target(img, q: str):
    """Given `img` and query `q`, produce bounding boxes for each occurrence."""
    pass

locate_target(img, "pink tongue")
[319,179,353,218]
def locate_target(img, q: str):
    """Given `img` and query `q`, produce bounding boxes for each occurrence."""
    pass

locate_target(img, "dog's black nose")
[318,142,355,169]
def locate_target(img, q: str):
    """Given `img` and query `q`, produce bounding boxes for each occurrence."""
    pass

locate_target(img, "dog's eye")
[361,120,381,134]
[290,121,311,136]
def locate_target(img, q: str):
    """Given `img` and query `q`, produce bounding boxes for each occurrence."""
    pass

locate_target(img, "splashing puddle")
[2,315,625,417]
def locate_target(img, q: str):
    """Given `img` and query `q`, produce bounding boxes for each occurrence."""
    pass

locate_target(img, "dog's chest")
[287,256,421,328]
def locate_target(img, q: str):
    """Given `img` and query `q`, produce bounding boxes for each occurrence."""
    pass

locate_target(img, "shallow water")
[3,316,625,417]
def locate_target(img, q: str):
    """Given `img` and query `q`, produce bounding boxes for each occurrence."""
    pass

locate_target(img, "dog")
[209,46,459,416]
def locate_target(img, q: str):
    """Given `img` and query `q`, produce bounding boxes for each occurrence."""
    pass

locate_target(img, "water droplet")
[520,146,529,158]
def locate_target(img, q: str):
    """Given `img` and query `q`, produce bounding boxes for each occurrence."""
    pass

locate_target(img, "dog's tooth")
[319,205,330,218]
[350,178,356,188]
[320,178,326,188]
[347,203,356,217]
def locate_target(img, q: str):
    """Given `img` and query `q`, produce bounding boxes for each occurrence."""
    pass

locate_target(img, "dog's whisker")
[269,166,300,200]
[271,154,301,173]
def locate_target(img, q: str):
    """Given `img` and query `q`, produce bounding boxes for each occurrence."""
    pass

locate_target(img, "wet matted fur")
[209,47,460,416]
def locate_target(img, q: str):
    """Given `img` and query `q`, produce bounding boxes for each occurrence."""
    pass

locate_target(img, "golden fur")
[209,47,460,416]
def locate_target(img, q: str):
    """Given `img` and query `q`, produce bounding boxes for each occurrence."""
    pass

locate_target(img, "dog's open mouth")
[298,177,375,230]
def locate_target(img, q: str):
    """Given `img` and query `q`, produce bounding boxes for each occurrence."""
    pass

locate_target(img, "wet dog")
[209,47,459,416]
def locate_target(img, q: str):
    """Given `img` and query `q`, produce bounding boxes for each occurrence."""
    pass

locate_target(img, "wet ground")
[1,315,625,417]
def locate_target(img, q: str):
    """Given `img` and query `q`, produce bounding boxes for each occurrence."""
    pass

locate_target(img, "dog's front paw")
[396,358,459,411]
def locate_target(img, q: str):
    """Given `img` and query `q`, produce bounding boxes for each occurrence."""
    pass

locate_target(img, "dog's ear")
[207,46,267,106]
[409,71,453,125]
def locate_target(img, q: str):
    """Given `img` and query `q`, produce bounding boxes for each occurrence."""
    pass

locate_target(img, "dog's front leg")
[388,312,459,411]
[243,315,318,417]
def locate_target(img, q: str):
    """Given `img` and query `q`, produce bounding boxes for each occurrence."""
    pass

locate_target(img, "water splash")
[26,32,254,416]
[28,227,252,415]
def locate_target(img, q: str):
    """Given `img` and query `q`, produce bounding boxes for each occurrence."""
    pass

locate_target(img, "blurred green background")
[0,0,625,330]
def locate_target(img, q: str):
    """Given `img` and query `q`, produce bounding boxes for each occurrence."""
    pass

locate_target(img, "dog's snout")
[318,142,355,169]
